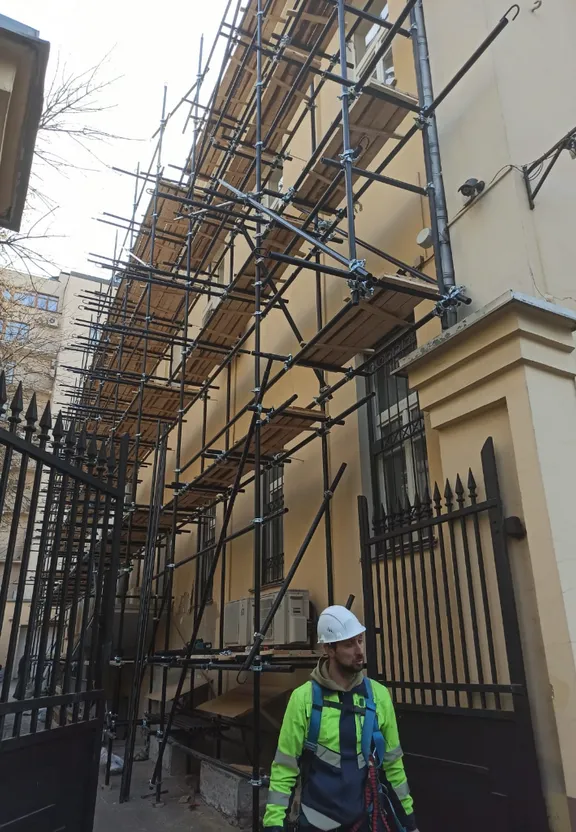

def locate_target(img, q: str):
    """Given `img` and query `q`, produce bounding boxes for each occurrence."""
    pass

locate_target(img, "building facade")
[68,0,576,829]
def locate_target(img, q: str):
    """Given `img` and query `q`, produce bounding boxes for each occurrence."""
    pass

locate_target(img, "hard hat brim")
[318,622,366,644]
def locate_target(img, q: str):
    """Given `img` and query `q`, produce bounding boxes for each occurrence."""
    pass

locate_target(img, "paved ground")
[94,758,235,832]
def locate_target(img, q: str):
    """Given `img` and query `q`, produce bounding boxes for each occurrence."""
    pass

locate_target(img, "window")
[2,290,58,311]
[3,321,30,342]
[37,293,58,312]
[88,324,100,344]
[13,292,35,307]
[262,465,284,584]
[197,507,216,602]
[369,332,428,525]
[352,2,396,88]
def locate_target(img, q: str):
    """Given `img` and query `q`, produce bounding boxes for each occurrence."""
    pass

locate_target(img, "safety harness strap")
[305,679,386,765]
[361,678,386,766]
[304,680,324,752]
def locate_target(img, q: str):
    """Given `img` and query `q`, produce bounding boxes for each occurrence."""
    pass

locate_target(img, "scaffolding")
[62,0,519,823]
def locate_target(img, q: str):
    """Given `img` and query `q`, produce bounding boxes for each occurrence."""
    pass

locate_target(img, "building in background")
[0,268,107,669]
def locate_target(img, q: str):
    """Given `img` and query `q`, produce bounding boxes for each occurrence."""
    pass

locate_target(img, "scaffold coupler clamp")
[434,284,471,317]
[347,259,373,301]
[349,84,361,102]
[251,654,263,673]
[414,112,431,130]
[339,147,359,164]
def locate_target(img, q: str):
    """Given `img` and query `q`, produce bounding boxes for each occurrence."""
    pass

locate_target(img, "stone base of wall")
[200,761,268,827]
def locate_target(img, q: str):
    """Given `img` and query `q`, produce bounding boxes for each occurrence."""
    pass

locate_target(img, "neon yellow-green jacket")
[264,675,413,829]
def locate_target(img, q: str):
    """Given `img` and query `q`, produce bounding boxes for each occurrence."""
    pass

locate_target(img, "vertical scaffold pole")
[410,0,456,324]
[309,79,334,606]
[252,0,264,829]
[336,0,362,303]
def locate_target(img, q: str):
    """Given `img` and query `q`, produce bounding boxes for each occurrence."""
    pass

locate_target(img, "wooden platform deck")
[175,405,323,512]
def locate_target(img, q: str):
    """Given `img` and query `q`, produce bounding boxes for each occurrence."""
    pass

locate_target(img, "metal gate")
[358,437,549,832]
[0,381,127,831]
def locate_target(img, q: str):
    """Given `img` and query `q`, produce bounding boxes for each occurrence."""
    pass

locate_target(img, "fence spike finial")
[65,420,76,455]
[97,439,108,472]
[444,479,454,510]
[25,392,38,425]
[413,490,422,517]
[432,482,442,516]
[455,473,465,507]
[422,485,432,517]
[87,436,98,471]
[467,468,477,501]
[52,412,65,449]
[9,382,24,425]
[403,493,412,523]
[39,400,52,430]
[77,427,88,460]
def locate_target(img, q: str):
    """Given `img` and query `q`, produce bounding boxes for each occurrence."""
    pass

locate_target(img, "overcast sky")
[4,0,228,277]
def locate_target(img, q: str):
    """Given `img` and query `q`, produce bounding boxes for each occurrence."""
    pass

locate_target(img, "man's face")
[327,634,365,674]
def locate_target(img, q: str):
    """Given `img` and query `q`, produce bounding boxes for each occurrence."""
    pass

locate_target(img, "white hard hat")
[317,605,366,644]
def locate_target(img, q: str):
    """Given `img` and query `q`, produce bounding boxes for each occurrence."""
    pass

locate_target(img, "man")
[264,605,418,832]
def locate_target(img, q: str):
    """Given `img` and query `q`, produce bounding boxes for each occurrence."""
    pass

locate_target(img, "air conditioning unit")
[46,316,59,328]
[261,192,283,213]
[223,597,253,648]
[223,589,309,648]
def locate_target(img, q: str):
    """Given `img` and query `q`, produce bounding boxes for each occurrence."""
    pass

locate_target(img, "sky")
[3,0,229,277]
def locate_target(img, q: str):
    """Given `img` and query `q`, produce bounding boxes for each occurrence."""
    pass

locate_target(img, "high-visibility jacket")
[264,677,413,829]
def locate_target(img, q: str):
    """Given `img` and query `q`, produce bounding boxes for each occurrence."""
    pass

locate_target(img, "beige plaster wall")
[404,296,576,831]
[423,0,576,312]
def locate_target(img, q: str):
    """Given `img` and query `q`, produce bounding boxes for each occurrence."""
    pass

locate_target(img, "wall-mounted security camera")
[458,178,485,201]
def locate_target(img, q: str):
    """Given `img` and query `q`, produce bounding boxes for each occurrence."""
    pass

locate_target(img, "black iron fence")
[359,437,519,710]
[0,376,127,831]
[358,437,549,832]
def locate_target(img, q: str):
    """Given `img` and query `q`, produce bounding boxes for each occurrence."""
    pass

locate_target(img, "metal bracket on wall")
[523,126,576,209]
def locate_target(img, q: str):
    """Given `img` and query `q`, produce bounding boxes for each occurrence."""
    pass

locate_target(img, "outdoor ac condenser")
[223,597,252,648]
[223,589,309,648]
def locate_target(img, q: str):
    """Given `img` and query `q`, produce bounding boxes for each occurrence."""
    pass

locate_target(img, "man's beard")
[334,655,363,677]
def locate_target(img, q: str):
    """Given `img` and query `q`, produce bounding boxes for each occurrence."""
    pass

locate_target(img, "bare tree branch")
[1,52,132,273]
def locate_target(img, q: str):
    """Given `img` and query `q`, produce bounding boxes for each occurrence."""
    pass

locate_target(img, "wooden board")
[174,406,324,512]
[147,675,209,703]
[297,83,418,214]
[196,675,295,718]
[296,275,438,370]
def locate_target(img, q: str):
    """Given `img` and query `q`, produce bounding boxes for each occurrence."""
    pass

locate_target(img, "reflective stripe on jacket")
[263,678,413,828]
